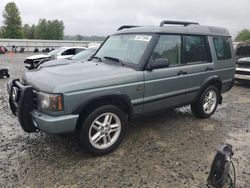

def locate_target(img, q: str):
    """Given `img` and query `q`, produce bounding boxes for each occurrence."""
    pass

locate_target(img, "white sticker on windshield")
[134,35,152,42]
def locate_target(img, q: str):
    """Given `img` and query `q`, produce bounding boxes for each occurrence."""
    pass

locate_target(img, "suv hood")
[27,54,51,60]
[237,57,250,63]
[23,61,140,93]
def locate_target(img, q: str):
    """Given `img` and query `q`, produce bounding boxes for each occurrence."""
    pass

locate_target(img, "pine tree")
[2,2,23,38]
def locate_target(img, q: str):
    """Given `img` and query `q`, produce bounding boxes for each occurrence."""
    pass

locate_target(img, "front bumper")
[31,110,78,134]
[235,67,250,81]
[8,79,78,134]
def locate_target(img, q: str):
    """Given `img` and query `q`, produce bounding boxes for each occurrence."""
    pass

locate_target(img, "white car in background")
[24,46,86,70]
[39,47,99,68]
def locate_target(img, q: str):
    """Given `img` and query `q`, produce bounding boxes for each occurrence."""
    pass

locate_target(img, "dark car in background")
[235,42,250,82]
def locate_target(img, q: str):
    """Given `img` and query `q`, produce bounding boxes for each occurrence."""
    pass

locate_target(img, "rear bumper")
[8,79,78,134]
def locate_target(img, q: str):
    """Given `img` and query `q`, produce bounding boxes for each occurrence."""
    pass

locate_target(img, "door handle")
[205,67,213,71]
[177,70,188,75]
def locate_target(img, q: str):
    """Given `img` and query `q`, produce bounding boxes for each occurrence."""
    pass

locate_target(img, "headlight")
[37,92,64,112]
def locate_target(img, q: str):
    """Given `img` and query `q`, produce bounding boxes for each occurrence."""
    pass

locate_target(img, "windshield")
[94,34,152,64]
[48,48,64,56]
[70,48,97,60]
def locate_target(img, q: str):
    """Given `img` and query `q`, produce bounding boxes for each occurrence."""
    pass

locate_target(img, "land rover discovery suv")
[8,20,235,155]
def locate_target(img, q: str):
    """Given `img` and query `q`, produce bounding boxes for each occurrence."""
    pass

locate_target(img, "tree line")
[63,35,106,41]
[0,2,64,40]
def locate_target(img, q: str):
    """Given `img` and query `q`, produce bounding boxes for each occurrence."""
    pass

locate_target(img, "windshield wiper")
[92,56,102,62]
[103,56,124,66]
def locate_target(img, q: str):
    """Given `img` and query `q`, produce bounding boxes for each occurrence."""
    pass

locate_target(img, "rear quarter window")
[213,37,231,60]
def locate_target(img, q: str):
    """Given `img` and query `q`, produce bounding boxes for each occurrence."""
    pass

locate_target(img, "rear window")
[213,38,231,60]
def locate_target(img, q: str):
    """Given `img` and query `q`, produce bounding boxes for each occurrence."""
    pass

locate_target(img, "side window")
[184,35,211,63]
[61,49,76,56]
[76,48,84,53]
[213,38,231,60]
[151,35,182,66]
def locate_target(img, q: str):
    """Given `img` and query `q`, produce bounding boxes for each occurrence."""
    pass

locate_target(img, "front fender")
[72,90,133,116]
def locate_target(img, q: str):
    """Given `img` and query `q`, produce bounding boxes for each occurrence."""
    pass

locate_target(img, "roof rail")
[117,25,140,31]
[160,20,199,27]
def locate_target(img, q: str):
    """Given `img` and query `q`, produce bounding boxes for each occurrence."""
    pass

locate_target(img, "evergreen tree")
[35,19,64,40]
[2,2,23,38]
[22,24,30,39]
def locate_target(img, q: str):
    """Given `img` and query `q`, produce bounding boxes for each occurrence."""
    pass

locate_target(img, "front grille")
[238,64,250,68]
[33,90,38,109]
[236,70,250,76]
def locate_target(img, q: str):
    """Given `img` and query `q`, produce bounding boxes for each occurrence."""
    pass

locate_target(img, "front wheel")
[77,105,127,155]
[191,86,220,119]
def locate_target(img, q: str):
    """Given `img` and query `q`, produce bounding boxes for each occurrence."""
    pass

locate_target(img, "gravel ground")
[0,53,249,188]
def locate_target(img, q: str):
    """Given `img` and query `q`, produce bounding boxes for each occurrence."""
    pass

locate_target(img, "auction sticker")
[134,35,152,42]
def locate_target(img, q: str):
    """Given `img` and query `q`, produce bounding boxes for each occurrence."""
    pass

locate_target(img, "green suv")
[8,20,235,155]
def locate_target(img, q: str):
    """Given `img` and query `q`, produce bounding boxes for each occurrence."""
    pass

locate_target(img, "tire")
[77,105,127,156]
[191,85,220,119]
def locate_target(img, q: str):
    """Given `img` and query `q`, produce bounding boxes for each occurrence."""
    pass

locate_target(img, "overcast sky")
[0,0,249,38]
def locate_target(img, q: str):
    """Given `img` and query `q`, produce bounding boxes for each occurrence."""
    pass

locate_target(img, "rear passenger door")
[182,35,213,103]
[143,34,189,113]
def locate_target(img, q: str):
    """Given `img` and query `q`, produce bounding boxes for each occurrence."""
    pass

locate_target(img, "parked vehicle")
[0,46,8,54]
[24,46,86,70]
[235,42,250,82]
[8,20,235,155]
[39,47,98,68]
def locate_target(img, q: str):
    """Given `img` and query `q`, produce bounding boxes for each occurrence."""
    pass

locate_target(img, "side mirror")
[148,58,169,70]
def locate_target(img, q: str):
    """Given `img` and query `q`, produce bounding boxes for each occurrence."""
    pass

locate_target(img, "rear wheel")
[191,86,219,119]
[77,105,127,155]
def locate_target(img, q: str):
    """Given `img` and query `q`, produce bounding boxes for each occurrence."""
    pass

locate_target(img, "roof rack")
[160,20,199,27]
[117,25,140,31]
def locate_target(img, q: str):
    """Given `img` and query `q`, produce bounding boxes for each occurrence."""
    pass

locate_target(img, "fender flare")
[195,75,223,103]
[72,90,133,116]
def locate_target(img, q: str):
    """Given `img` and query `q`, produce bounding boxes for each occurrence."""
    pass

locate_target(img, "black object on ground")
[34,48,39,53]
[0,67,10,78]
[20,48,25,53]
[207,144,236,188]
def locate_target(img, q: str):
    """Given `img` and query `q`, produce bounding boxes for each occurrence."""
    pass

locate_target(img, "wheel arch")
[196,75,223,104]
[73,91,133,131]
